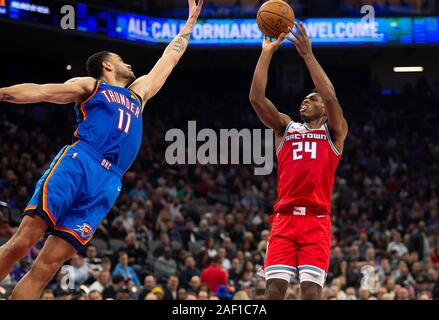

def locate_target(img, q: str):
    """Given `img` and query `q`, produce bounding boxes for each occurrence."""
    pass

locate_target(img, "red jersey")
[200,265,228,293]
[274,121,341,215]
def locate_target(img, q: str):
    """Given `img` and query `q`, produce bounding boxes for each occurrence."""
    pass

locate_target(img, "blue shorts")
[24,141,123,251]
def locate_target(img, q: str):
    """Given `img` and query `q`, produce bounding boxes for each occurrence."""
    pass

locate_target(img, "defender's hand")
[188,0,203,25]
[262,33,286,53]
[287,21,313,58]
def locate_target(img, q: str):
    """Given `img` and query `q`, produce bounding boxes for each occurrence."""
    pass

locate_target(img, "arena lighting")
[66,65,72,70]
[393,66,424,72]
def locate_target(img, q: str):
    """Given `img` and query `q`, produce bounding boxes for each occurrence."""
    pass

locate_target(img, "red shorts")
[262,212,331,282]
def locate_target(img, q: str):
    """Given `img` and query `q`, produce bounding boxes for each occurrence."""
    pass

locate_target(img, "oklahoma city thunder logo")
[74,223,93,239]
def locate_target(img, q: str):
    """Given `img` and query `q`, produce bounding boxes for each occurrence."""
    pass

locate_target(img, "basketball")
[257,0,295,38]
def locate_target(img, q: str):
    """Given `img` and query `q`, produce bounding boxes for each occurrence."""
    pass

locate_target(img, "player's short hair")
[86,51,111,79]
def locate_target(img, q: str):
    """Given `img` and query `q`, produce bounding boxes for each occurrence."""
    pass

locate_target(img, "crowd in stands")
[1,53,439,300]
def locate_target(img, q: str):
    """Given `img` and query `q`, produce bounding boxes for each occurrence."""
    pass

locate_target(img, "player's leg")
[301,281,322,300]
[0,215,48,282]
[10,235,76,300]
[1,145,75,282]
[297,214,331,300]
[265,276,290,300]
[259,214,298,300]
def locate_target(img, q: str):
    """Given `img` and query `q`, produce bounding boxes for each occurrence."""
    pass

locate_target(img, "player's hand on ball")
[262,33,287,53]
[287,21,313,58]
[188,0,203,25]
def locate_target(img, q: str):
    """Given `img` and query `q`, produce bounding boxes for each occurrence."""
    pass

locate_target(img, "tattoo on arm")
[0,93,15,102]
[171,32,192,53]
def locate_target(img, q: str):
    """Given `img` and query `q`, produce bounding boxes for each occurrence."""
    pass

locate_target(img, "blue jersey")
[73,80,143,173]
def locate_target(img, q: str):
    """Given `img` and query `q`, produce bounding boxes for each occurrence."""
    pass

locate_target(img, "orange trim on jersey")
[54,225,91,245]
[79,80,101,120]
[24,205,37,211]
[42,141,79,226]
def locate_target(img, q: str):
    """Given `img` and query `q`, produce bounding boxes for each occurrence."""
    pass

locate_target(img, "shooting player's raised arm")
[249,34,291,136]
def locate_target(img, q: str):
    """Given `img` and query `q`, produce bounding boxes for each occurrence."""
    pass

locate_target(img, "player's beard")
[116,68,136,86]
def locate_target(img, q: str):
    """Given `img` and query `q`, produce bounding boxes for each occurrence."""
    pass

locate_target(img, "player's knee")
[31,258,64,283]
[301,282,322,300]
[2,236,33,261]
[265,279,288,300]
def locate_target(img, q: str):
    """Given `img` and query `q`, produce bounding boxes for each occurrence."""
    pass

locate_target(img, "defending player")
[0,0,203,300]
[250,22,348,299]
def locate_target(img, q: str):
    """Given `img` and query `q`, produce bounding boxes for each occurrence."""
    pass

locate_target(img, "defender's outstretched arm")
[129,0,203,108]
[249,35,291,136]
[0,77,96,105]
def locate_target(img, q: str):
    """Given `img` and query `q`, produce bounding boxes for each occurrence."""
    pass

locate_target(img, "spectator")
[154,246,177,282]
[88,270,112,294]
[180,255,201,289]
[177,287,187,300]
[109,217,128,240]
[88,290,103,300]
[70,254,91,288]
[218,247,231,270]
[387,232,409,257]
[124,232,148,272]
[102,275,126,300]
[196,285,211,300]
[188,275,201,294]
[200,255,228,293]
[115,287,131,300]
[213,284,233,300]
[112,251,140,286]
[84,245,103,279]
[151,286,165,300]
[153,233,171,258]
[353,231,374,260]
[40,289,55,300]
[139,275,157,300]
[163,275,179,300]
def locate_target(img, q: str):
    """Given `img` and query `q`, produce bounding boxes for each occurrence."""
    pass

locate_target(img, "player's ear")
[102,60,113,73]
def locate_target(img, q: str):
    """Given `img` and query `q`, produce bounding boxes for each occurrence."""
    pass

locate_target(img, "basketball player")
[250,22,348,300]
[0,0,203,300]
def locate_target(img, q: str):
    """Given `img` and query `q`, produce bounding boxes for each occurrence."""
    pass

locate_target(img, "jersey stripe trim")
[265,264,297,274]
[297,265,325,276]
[276,121,294,155]
[40,141,79,226]
[53,225,93,245]
[79,80,101,120]
[324,123,341,156]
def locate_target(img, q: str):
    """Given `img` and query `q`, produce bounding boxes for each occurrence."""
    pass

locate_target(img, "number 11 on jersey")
[117,108,131,134]
[292,141,317,160]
